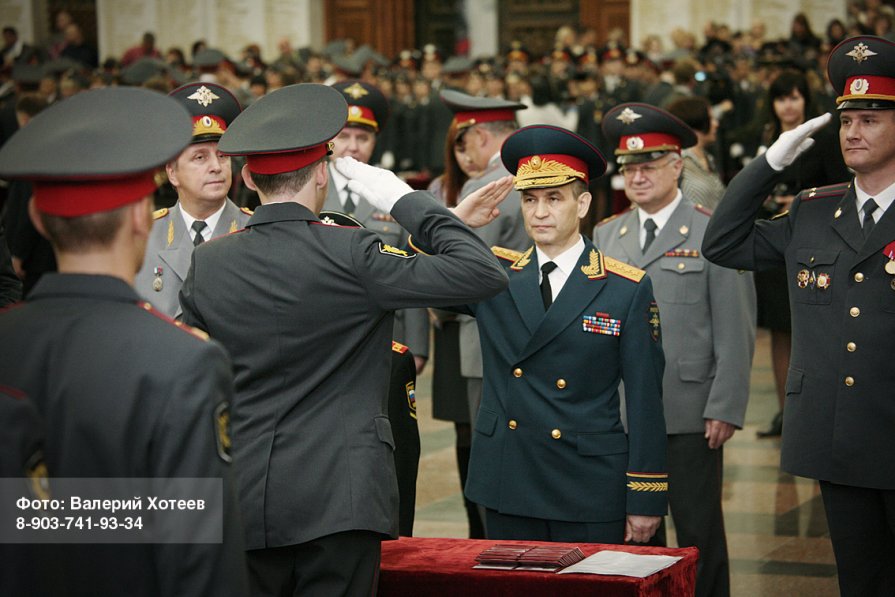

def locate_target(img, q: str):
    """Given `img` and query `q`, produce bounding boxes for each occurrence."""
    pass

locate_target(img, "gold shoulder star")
[187,85,220,107]
[617,107,642,124]
[846,42,877,63]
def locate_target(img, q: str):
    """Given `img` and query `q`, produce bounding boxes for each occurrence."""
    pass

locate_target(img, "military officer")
[447,124,668,544]
[702,36,895,597]
[597,103,756,597]
[178,83,509,596]
[135,81,250,317]
[325,79,430,371]
[0,87,247,596]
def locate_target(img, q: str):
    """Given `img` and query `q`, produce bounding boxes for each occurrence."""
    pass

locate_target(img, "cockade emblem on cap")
[846,42,877,63]
[187,85,220,107]
[626,136,645,151]
[850,78,870,95]
[343,82,369,100]
[530,155,543,169]
[349,105,362,117]
[616,107,642,124]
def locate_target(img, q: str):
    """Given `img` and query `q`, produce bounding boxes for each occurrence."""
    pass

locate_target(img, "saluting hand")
[451,175,514,229]
[765,112,832,171]
[333,156,413,214]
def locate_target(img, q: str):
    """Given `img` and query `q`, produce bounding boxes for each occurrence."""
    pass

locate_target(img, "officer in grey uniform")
[597,103,756,597]
[703,36,895,597]
[179,84,509,596]
[135,81,251,317]
[324,79,430,368]
[0,87,248,597]
[439,89,531,423]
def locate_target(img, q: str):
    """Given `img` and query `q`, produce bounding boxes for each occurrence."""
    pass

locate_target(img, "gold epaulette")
[391,341,409,354]
[240,206,254,216]
[152,207,169,220]
[604,256,646,283]
[491,246,523,262]
[139,301,209,342]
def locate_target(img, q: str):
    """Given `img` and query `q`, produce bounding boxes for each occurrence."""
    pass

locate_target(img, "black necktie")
[862,198,878,239]
[643,218,658,253]
[540,261,558,310]
[192,220,207,247]
[344,189,356,214]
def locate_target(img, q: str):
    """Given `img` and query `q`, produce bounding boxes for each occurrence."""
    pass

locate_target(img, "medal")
[816,272,831,290]
[152,267,163,292]
[884,242,895,275]
[887,261,895,275]
[891,278,895,291]
[797,269,810,288]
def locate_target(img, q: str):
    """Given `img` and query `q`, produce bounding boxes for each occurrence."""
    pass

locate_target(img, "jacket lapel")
[855,200,895,265]
[507,246,543,336]
[212,199,239,238]
[615,210,643,267]
[517,239,607,361]
[830,187,864,254]
[159,204,193,282]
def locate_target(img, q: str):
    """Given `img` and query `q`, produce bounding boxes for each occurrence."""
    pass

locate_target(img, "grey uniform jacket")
[0,274,247,596]
[135,199,252,318]
[324,165,429,357]
[179,192,507,550]
[457,154,530,377]
[595,201,756,433]
[704,155,895,489]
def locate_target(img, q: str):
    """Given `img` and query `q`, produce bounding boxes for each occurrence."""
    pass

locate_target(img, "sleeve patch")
[379,243,415,259]
[647,301,661,343]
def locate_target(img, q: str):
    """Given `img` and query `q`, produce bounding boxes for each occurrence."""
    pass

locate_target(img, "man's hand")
[765,112,832,171]
[413,355,427,375]
[333,156,413,214]
[450,176,514,228]
[704,419,736,449]
[625,514,661,543]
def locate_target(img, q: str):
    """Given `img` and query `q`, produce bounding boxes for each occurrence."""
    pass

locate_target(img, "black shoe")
[757,411,783,438]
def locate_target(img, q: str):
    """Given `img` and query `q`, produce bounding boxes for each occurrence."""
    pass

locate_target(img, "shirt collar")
[536,235,585,275]
[180,201,226,239]
[637,190,683,232]
[854,179,895,219]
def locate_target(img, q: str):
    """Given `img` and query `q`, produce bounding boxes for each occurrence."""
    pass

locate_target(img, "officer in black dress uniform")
[703,36,895,597]
[0,87,248,596]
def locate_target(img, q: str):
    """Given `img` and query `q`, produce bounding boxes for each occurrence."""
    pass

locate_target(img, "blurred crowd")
[1,3,892,220]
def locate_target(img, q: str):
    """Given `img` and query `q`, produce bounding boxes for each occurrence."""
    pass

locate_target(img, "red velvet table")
[379,536,697,596]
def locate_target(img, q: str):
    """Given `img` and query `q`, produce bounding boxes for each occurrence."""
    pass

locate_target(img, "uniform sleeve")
[352,192,508,311]
[400,308,431,358]
[703,262,757,427]
[151,341,249,596]
[702,155,793,271]
[619,276,668,516]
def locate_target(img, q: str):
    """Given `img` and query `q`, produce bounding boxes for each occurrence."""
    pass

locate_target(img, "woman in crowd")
[667,96,726,210]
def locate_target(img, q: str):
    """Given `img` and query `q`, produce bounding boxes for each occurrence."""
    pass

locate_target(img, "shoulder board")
[240,206,254,216]
[138,301,209,342]
[803,182,851,202]
[491,246,523,262]
[152,207,169,220]
[604,256,646,283]
[693,203,712,216]
[391,341,409,354]
[596,208,630,227]
[770,210,789,221]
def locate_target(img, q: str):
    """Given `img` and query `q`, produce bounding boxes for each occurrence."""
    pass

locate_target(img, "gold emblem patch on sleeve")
[379,243,415,259]
[214,402,232,463]
[405,381,417,420]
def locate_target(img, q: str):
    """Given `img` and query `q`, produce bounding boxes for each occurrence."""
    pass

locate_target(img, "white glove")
[333,156,413,213]
[765,112,832,171]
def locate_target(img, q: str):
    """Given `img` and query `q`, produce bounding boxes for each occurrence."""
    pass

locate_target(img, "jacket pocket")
[374,415,395,450]
[792,249,838,305]
[785,368,804,396]
[656,258,705,304]
[474,408,498,437]
[678,356,714,383]
[577,432,628,456]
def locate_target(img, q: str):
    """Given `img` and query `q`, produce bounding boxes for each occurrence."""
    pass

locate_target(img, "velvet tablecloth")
[379,536,697,596]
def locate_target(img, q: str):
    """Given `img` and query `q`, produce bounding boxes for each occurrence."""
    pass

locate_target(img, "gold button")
[847,342,856,352]
[513,368,523,378]
[845,376,854,387]
[854,272,865,283]
[677,262,685,270]
[810,256,815,264]
[850,307,860,317]
[551,429,562,440]
[556,379,567,389]
[508,419,517,430]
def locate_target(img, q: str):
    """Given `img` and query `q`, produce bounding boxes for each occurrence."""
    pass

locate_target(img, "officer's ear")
[242,164,257,191]
[165,159,179,188]
[576,190,592,219]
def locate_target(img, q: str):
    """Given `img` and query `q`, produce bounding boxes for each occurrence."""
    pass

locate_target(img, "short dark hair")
[15,93,48,119]
[249,157,323,197]
[568,179,588,198]
[666,96,711,134]
[37,204,128,252]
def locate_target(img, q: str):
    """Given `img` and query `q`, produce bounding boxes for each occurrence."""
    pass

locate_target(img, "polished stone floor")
[409,329,840,596]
